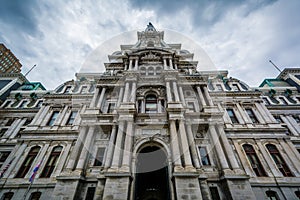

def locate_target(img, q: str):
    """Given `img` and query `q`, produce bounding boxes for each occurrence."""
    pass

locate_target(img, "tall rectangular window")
[16,146,40,178]
[85,187,96,200]
[66,111,77,125]
[199,147,210,165]
[209,187,221,200]
[40,146,62,177]
[94,148,105,166]
[226,109,238,124]
[243,144,266,177]
[245,108,258,123]
[47,111,59,126]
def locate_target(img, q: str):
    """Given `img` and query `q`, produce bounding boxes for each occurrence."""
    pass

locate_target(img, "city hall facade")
[0,24,300,200]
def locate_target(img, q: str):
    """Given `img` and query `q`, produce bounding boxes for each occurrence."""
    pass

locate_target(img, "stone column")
[179,86,186,106]
[104,125,117,169]
[117,86,124,107]
[35,105,50,125]
[199,179,212,200]
[31,105,45,125]
[186,124,200,168]
[178,120,194,170]
[196,86,206,108]
[90,87,100,108]
[122,82,130,102]
[172,81,180,102]
[169,120,182,169]
[166,81,172,102]
[216,124,240,169]
[110,121,125,169]
[141,100,145,113]
[55,105,68,126]
[203,86,214,106]
[134,59,138,70]
[96,87,106,109]
[236,103,251,124]
[130,82,137,102]
[163,58,167,70]
[209,125,229,169]
[158,99,162,113]
[76,126,95,170]
[121,121,134,171]
[279,140,300,174]
[169,58,173,69]
[128,59,133,70]
[255,102,272,123]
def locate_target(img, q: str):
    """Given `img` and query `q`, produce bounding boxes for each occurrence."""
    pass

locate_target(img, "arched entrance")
[134,145,170,200]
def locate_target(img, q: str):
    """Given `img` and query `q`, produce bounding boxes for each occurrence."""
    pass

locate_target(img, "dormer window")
[64,86,72,94]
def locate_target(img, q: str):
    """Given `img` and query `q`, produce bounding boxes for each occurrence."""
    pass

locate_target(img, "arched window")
[145,95,157,113]
[30,192,41,200]
[16,146,41,178]
[243,144,266,176]
[40,146,62,178]
[266,190,279,200]
[148,67,154,75]
[266,144,292,177]
[1,192,14,200]
[140,67,146,75]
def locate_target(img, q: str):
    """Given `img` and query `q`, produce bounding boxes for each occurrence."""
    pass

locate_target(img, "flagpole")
[23,181,33,200]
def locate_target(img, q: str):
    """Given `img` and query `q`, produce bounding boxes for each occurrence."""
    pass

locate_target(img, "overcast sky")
[0,0,299,89]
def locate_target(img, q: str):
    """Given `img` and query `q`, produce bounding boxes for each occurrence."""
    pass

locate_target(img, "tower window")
[47,111,59,126]
[16,146,41,178]
[243,144,266,176]
[94,148,105,166]
[199,147,210,165]
[266,144,292,177]
[226,109,239,124]
[40,146,62,177]
[145,95,158,113]
[245,108,258,123]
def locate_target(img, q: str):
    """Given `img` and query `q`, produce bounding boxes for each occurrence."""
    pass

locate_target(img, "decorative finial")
[145,22,156,32]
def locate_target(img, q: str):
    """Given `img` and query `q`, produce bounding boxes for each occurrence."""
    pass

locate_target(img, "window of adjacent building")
[263,97,270,105]
[40,146,62,178]
[243,144,266,177]
[85,187,96,200]
[216,84,223,91]
[187,102,196,112]
[231,84,240,91]
[295,191,300,199]
[29,192,41,200]
[16,146,41,178]
[94,148,105,166]
[245,108,259,123]
[47,111,59,126]
[226,109,239,124]
[209,187,221,200]
[145,95,157,113]
[107,103,115,113]
[279,97,288,105]
[66,111,77,125]
[266,144,292,177]
[1,192,14,200]
[64,86,72,94]
[266,191,279,200]
[0,151,11,168]
[199,147,210,166]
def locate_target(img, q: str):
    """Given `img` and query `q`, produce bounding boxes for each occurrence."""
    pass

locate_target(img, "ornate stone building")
[0,24,300,200]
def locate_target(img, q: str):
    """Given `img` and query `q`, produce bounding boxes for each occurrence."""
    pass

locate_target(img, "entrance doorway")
[135,146,170,200]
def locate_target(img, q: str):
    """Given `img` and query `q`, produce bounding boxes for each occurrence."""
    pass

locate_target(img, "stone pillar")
[199,179,212,200]
[203,86,214,106]
[55,105,68,126]
[209,125,229,169]
[279,140,300,174]
[90,87,100,108]
[35,105,50,125]
[196,86,206,108]
[141,100,145,113]
[31,105,45,125]
[130,82,137,102]
[169,58,173,69]
[166,81,172,102]
[128,59,133,70]
[117,86,124,107]
[236,103,251,124]
[121,121,134,171]
[66,126,88,170]
[255,102,271,123]
[104,125,117,169]
[163,58,167,70]
[216,124,240,169]
[169,120,182,169]
[179,86,186,106]
[122,82,130,102]
[96,87,106,109]
[178,120,194,170]
[76,126,95,170]
[186,124,200,168]
[134,58,138,70]
[110,121,125,169]
[173,81,180,102]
